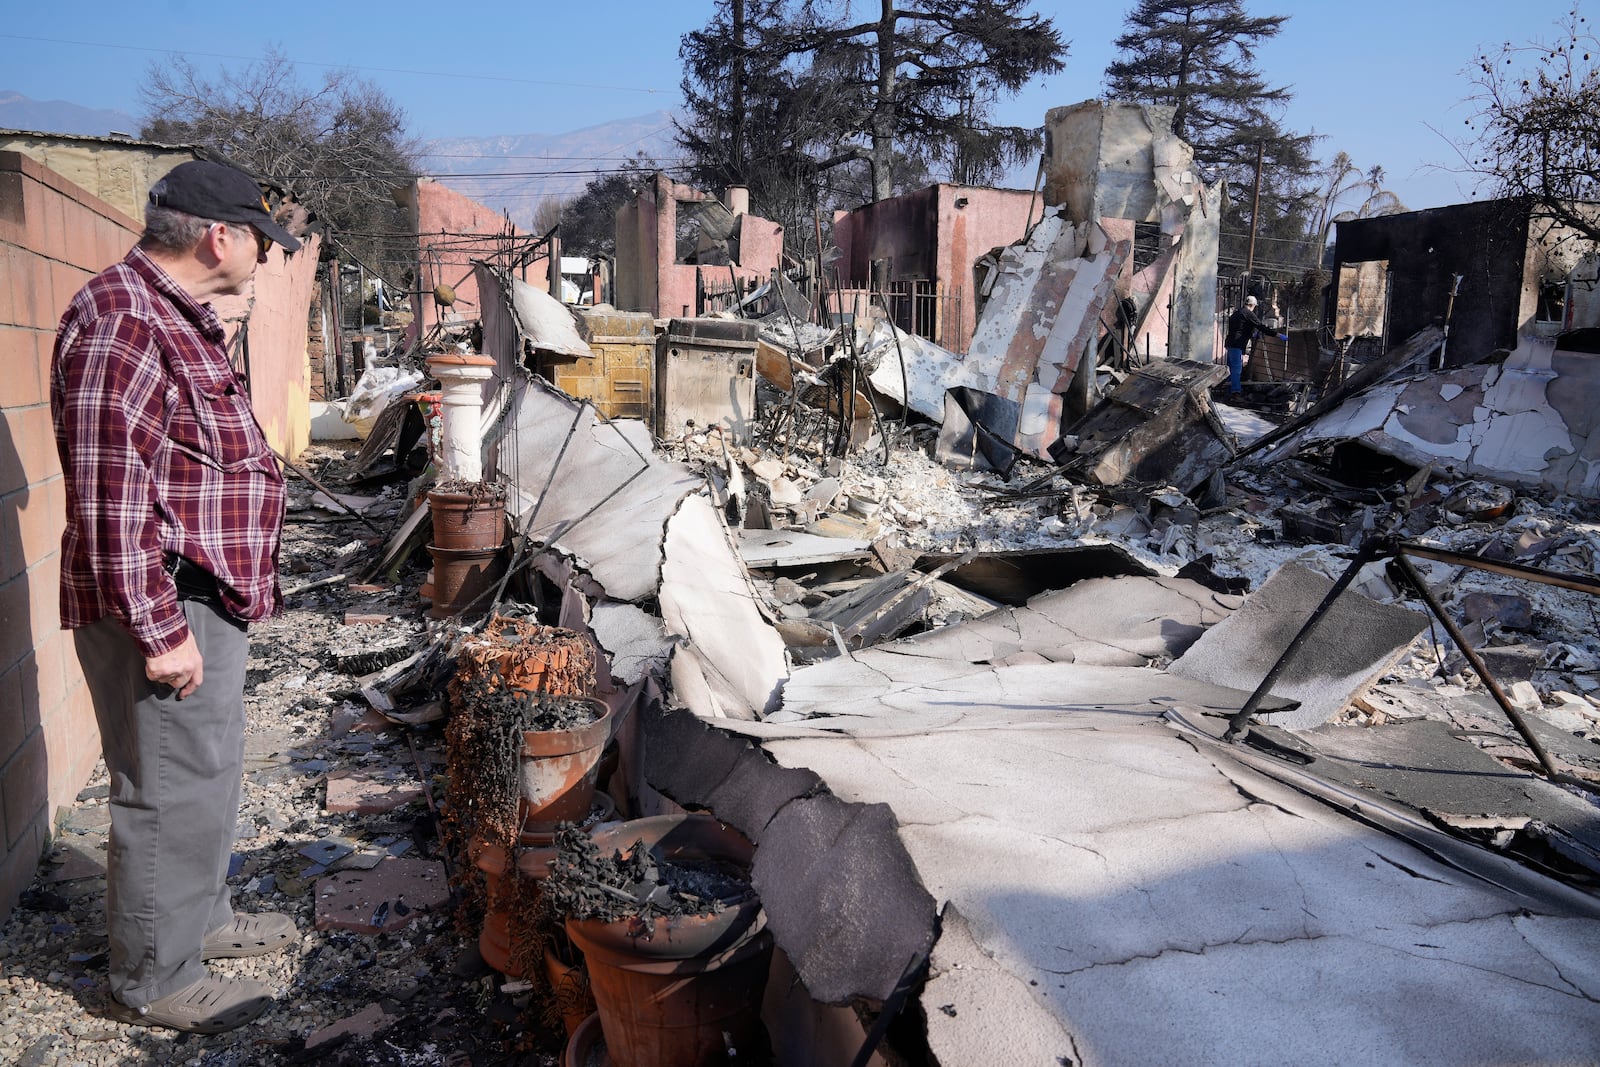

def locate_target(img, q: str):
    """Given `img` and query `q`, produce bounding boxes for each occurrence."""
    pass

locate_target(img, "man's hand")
[146,634,203,699]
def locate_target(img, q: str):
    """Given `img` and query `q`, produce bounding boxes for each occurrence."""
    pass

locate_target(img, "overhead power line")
[0,33,670,94]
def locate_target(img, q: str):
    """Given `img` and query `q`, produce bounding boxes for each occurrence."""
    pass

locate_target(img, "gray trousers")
[75,600,249,1009]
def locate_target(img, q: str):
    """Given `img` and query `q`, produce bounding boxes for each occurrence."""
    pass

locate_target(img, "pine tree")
[1103,0,1316,273]
[677,0,1067,218]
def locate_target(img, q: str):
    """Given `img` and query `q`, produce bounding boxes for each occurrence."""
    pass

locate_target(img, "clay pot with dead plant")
[443,623,612,985]
[425,479,509,618]
[545,814,773,1067]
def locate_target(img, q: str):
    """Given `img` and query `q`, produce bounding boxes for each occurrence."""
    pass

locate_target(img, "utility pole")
[1245,141,1264,278]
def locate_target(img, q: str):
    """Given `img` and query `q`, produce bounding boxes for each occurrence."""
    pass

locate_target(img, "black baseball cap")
[149,160,302,252]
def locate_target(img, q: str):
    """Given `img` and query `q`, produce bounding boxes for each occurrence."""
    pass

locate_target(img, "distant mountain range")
[421,110,682,229]
[0,90,137,137]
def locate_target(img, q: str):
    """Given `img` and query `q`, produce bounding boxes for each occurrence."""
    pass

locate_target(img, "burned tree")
[1463,10,1600,243]
[678,0,1066,209]
[557,153,658,260]
[139,49,417,268]
[677,0,847,242]
[1104,0,1317,269]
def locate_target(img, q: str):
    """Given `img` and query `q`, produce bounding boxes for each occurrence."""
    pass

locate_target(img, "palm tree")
[1310,155,1407,264]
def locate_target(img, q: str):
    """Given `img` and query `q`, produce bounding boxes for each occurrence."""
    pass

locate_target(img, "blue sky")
[0,0,1582,213]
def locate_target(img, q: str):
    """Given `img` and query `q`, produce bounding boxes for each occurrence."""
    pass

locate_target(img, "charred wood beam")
[1397,541,1600,598]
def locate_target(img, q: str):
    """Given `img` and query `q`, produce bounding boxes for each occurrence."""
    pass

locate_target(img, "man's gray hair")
[140,204,214,252]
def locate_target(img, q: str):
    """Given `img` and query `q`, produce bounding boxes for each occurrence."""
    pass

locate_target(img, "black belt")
[165,554,221,604]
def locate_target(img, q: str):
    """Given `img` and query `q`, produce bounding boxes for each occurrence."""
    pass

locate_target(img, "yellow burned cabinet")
[532,305,657,423]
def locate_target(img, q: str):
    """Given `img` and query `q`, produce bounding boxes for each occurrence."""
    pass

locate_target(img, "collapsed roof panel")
[660,494,789,720]
[1258,338,1600,498]
[492,377,702,603]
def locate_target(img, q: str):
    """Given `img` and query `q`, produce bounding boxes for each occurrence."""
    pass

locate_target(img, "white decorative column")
[424,352,496,483]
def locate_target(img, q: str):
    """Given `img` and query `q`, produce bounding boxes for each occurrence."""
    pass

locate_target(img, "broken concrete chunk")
[768,477,804,506]
[325,768,424,815]
[1506,680,1543,713]
[314,858,448,934]
[304,1003,394,1050]
[1170,563,1428,731]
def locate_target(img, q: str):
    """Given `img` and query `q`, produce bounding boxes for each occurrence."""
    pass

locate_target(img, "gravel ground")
[0,452,563,1067]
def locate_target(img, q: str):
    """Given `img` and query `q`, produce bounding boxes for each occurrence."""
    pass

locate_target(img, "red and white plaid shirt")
[51,246,285,658]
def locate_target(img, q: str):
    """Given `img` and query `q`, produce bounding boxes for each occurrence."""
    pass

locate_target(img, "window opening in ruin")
[1132,222,1164,273]
[675,199,734,266]
[1536,279,1568,327]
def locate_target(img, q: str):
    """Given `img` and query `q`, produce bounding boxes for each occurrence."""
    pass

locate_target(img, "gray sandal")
[108,974,272,1033]
[203,911,298,959]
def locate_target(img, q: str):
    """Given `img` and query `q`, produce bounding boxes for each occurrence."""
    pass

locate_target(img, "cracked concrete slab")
[924,904,1081,1066]
[886,575,1239,667]
[1170,562,1427,730]
[756,712,1600,1064]
[645,575,1600,1063]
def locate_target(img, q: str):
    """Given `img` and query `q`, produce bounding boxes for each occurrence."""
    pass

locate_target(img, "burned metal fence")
[827,280,965,354]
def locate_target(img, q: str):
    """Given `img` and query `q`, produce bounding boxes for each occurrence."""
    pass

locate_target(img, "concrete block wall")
[0,151,137,917]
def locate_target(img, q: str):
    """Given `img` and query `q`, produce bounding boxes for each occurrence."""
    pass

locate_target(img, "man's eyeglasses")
[241,223,271,258]
[214,222,271,258]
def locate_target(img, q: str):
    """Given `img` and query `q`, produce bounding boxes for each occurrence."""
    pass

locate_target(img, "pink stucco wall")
[0,152,136,919]
[832,184,1038,351]
[615,174,783,318]
[0,152,322,923]
[407,181,544,336]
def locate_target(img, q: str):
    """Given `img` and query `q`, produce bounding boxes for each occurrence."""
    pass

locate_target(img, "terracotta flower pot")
[476,794,618,979]
[425,543,504,619]
[563,814,772,1067]
[455,619,597,697]
[547,943,598,1039]
[427,488,506,552]
[564,1011,610,1067]
[519,696,615,831]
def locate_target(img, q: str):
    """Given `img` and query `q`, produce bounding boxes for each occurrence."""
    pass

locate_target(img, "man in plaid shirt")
[51,161,302,1034]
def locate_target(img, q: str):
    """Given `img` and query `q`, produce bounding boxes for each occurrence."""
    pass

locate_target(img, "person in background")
[1222,294,1287,394]
[51,160,301,1034]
